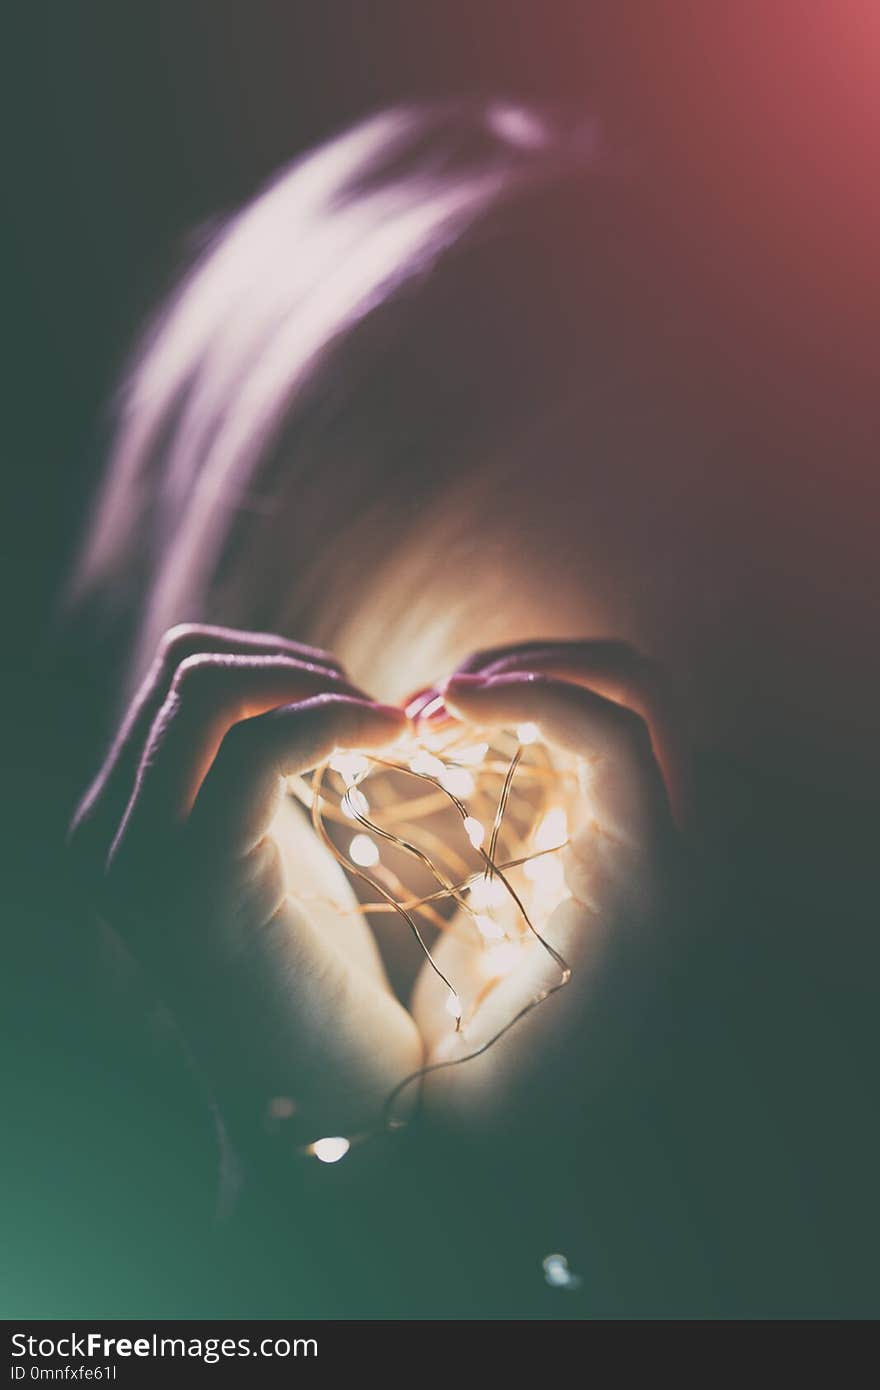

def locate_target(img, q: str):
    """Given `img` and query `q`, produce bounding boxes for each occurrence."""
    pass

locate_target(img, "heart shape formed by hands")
[71,627,680,1163]
[285,707,581,1138]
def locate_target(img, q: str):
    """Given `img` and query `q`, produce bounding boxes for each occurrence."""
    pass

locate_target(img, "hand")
[69,625,421,1146]
[409,639,686,1135]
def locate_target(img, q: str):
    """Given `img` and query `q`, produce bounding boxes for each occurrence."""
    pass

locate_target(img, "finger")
[110,655,368,863]
[443,672,671,842]
[69,624,344,876]
[403,686,443,720]
[463,637,648,686]
[188,695,408,855]
[461,640,690,827]
[406,642,585,728]
[453,639,566,677]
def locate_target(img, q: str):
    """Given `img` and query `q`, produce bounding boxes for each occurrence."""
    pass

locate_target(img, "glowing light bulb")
[349,833,379,867]
[516,722,540,746]
[445,992,463,1022]
[470,876,506,910]
[440,767,476,798]
[409,749,446,778]
[468,875,508,910]
[454,742,489,766]
[311,1136,351,1164]
[342,787,370,819]
[542,1252,582,1290]
[463,816,485,849]
[535,806,568,851]
[329,751,370,786]
[474,913,505,941]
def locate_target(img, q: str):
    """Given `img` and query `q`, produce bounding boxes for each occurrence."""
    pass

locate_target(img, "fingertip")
[443,671,545,713]
[441,673,490,720]
[365,701,411,741]
[330,695,407,727]
[403,687,438,720]
[443,673,490,692]
[440,672,486,705]
[377,701,410,724]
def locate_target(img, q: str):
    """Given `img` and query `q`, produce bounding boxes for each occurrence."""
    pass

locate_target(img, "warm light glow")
[311,1136,351,1164]
[481,941,522,978]
[524,856,566,893]
[463,816,485,849]
[516,722,540,745]
[285,775,314,807]
[440,767,476,798]
[468,875,508,909]
[415,694,446,722]
[409,749,446,778]
[420,727,453,753]
[341,787,370,819]
[445,992,463,1021]
[535,806,568,851]
[329,751,370,786]
[282,725,577,1147]
[349,833,380,867]
[474,912,505,941]
[454,742,489,766]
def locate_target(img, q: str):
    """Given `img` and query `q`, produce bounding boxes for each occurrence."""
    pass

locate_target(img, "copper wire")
[299,734,574,1140]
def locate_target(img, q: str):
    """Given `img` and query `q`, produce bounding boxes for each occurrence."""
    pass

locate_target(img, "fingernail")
[404,687,439,720]
[444,674,490,692]
[426,698,454,725]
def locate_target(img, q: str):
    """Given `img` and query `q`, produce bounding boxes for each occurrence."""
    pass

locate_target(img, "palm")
[243,796,422,1136]
[407,817,633,1128]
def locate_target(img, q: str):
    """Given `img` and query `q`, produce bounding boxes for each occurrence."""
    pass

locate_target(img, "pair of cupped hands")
[70,625,683,1150]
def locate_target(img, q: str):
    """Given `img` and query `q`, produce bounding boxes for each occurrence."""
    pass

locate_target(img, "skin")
[70,622,683,1149]
[69,625,421,1143]
[411,649,681,1133]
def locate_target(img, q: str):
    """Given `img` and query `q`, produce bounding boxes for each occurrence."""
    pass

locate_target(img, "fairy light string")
[291,723,578,1156]
[309,760,462,1015]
